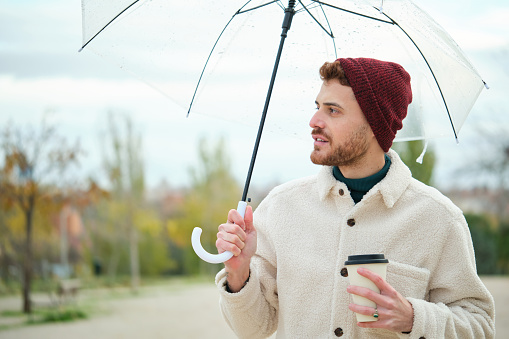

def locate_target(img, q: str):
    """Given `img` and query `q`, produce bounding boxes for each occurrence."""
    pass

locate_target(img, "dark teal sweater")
[332,154,391,204]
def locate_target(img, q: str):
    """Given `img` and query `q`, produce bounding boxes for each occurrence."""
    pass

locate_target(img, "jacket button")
[338,189,344,196]
[347,218,355,227]
[340,267,348,277]
[334,327,343,337]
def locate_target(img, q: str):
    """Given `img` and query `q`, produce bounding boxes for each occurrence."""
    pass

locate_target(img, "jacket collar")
[316,149,412,208]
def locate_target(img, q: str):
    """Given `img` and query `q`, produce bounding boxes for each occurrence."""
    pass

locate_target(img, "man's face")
[310,80,376,167]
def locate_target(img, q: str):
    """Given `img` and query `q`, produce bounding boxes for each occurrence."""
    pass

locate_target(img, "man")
[214,58,495,338]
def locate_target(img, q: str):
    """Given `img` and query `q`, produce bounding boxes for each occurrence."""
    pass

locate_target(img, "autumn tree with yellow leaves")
[0,119,82,313]
[168,137,241,275]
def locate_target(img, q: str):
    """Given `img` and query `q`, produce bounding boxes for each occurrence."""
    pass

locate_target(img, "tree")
[97,112,145,290]
[56,180,109,277]
[463,125,509,219]
[0,119,81,313]
[497,220,509,274]
[168,137,241,275]
[455,124,509,273]
[135,208,175,276]
[464,213,498,275]
[393,140,436,186]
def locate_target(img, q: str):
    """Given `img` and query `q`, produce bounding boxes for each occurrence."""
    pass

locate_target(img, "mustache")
[311,128,331,140]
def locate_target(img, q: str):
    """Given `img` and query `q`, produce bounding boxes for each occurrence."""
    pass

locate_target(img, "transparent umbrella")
[80,0,486,263]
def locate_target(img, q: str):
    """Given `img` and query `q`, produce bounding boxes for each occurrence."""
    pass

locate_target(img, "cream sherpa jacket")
[215,150,495,338]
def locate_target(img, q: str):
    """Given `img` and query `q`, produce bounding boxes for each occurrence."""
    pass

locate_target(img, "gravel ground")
[0,276,506,338]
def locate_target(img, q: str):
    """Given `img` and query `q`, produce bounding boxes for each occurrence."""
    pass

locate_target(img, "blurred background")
[0,0,508,338]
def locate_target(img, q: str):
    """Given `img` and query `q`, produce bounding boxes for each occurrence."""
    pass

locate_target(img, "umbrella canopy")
[80,0,485,144]
[80,0,486,263]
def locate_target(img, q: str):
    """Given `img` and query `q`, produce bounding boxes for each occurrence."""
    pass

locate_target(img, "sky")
[1,0,508,196]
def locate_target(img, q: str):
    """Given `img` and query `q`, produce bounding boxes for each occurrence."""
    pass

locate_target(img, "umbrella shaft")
[241,0,296,202]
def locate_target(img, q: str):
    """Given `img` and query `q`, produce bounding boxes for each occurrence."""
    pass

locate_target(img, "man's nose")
[309,110,325,129]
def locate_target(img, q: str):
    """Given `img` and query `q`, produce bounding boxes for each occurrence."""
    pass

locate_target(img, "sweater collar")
[332,154,391,203]
[316,149,412,208]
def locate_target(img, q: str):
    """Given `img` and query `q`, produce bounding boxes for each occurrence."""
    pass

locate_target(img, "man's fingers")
[347,285,385,305]
[227,209,245,227]
[218,223,246,242]
[348,303,380,318]
[217,230,245,250]
[347,268,414,332]
[215,238,242,256]
[217,206,255,258]
[216,221,247,257]
[357,267,390,292]
[227,206,255,233]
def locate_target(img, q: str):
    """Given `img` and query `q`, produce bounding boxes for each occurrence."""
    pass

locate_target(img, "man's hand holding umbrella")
[216,206,257,293]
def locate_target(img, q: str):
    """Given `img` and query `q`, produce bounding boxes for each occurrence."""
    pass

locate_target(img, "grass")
[29,307,88,324]
[0,306,91,331]
[0,274,215,331]
[1,310,23,317]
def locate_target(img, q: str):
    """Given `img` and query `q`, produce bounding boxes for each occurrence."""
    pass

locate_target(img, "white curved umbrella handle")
[191,201,247,264]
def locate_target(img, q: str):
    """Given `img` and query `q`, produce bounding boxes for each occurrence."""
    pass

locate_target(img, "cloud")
[449,7,509,51]
[0,76,165,106]
[1,0,508,190]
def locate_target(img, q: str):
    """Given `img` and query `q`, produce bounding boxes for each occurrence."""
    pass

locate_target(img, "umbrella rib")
[298,0,334,38]
[276,1,286,10]
[238,0,281,14]
[188,0,281,116]
[379,11,459,141]
[295,2,321,13]
[186,14,236,116]
[79,0,141,51]
[319,2,337,59]
[311,0,393,24]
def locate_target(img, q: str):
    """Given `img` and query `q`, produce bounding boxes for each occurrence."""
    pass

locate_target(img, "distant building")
[445,187,509,219]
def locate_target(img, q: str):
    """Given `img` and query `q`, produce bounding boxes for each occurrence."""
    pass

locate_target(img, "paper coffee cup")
[344,254,389,322]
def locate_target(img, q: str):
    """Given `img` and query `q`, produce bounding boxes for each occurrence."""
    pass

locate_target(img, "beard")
[310,124,371,167]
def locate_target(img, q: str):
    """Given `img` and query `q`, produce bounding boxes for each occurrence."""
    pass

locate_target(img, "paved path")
[0,276,506,338]
[0,281,236,339]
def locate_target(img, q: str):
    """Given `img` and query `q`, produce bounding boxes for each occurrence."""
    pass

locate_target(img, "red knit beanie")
[338,58,412,152]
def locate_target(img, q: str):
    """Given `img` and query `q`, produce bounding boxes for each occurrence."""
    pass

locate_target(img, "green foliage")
[168,137,241,276]
[87,200,129,279]
[136,209,176,276]
[31,307,88,324]
[86,113,180,283]
[465,213,498,275]
[1,310,24,317]
[0,119,84,313]
[88,112,148,287]
[464,213,509,275]
[496,220,509,274]
[392,140,435,185]
[0,305,88,330]
[103,112,145,201]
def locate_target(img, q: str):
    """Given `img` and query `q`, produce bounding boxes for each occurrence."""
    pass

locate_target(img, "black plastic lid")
[344,254,389,265]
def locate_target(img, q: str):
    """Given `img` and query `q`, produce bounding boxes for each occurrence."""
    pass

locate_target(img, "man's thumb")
[244,205,255,232]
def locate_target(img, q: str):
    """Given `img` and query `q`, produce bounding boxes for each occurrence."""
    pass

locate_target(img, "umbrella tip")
[78,47,83,53]
[483,81,490,90]
[416,140,428,164]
